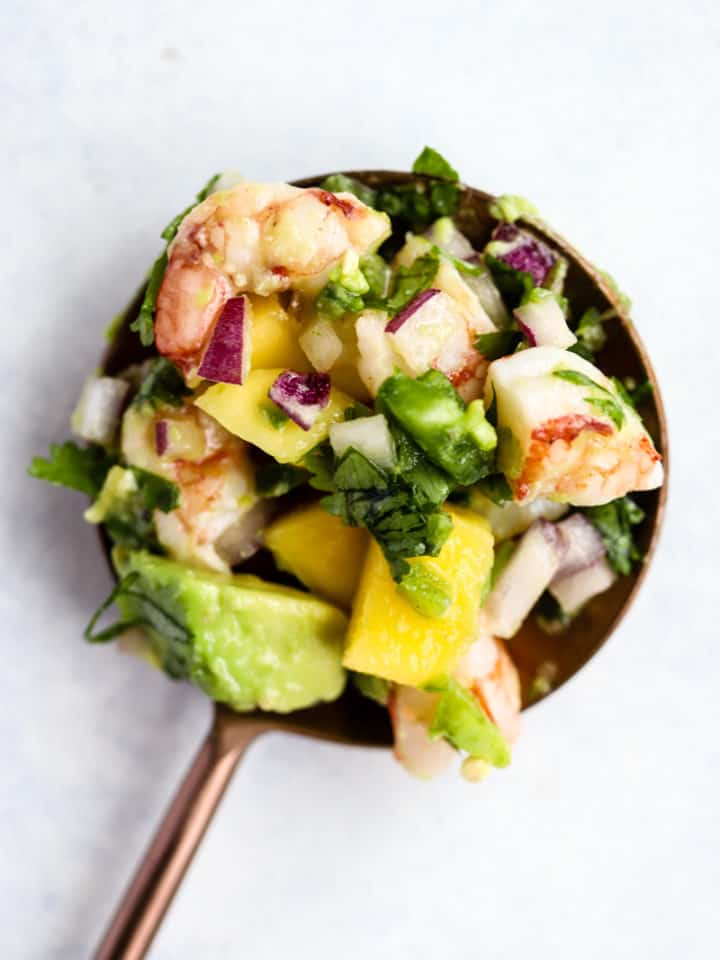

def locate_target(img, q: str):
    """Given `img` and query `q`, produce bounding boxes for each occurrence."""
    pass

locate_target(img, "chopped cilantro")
[131,173,220,348]
[316,280,365,319]
[412,146,460,182]
[29,441,114,497]
[553,369,625,429]
[261,403,290,429]
[475,330,523,361]
[570,307,607,360]
[485,254,535,310]
[386,252,440,315]
[255,462,307,498]
[581,496,645,576]
[474,473,513,505]
[133,357,192,409]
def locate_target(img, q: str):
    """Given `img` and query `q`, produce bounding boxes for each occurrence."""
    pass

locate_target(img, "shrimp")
[454,631,522,743]
[355,234,496,401]
[486,346,663,505]
[121,402,267,572]
[155,183,390,375]
[388,631,522,779]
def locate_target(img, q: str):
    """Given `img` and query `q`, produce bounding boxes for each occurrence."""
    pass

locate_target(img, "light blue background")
[2,1,718,956]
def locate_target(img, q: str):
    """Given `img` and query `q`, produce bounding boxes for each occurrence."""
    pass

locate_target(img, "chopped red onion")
[155,420,169,456]
[553,514,606,579]
[385,288,440,334]
[268,370,330,430]
[516,317,537,347]
[490,224,555,285]
[198,296,250,385]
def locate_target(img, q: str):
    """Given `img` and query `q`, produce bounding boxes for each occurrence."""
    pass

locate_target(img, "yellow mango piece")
[343,507,494,686]
[265,503,369,609]
[195,369,353,463]
[330,362,371,402]
[249,295,310,371]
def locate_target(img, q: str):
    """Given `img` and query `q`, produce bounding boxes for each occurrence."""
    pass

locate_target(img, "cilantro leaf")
[133,358,192,409]
[475,330,523,361]
[131,173,220,348]
[580,496,645,575]
[130,251,167,347]
[586,396,624,430]
[319,174,377,208]
[90,466,179,553]
[412,146,460,182]
[29,441,114,497]
[474,473,513,505]
[485,254,535,309]
[376,182,460,233]
[570,306,607,361]
[255,462,307,498]
[316,281,365,319]
[317,443,453,582]
[612,376,653,410]
[161,173,221,244]
[386,252,440,315]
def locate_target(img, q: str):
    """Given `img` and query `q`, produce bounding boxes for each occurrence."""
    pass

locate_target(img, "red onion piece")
[268,370,330,430]
[490,224,555,285]
[552,514,606,580]
[198,296,250,385]
[155,420,169,456]
[514,297,576,349]
[385,288,440,334]
[550,556,616,614]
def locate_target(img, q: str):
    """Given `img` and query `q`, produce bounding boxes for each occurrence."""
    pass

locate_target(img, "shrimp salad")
[31,148,663,780]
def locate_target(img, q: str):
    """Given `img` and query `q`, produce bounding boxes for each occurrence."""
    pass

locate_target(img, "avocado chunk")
[112,549,347,713]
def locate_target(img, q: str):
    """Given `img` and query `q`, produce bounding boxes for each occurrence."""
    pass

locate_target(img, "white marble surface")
[2,0,718,956]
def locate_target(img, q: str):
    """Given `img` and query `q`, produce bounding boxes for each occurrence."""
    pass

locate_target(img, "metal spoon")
[94,172,668,959]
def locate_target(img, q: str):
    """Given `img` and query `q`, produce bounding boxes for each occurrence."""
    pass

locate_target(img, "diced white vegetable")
[215,499,273,566]
[71,376,129,445]
[484,520,562,638]
[554,513,606,578]
[387,289,469,376]
[514,295,576,349]
[550,556,617,614]
[470,491,568,541]
[464,268,511,330]
[299,317,344,372]
[329,414,396,470]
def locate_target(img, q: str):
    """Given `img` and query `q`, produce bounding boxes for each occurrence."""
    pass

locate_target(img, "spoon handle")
[94,717,266,960]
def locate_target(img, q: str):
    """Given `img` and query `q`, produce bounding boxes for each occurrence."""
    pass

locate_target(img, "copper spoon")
[93,172,668,960]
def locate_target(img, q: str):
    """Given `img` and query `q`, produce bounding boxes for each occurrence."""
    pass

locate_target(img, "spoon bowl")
[95,172,667,960]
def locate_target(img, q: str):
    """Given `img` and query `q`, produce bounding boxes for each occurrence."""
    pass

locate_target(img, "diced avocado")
[426,677,510,768]
[112,549,347,712]
[378,370,496,485]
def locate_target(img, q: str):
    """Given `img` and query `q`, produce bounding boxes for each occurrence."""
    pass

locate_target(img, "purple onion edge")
[385,288,441,334]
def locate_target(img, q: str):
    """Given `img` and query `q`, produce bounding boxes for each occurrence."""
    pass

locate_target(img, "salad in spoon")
[30,148,663,781]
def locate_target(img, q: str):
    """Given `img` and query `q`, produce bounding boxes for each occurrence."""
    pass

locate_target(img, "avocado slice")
[112,549,347,713]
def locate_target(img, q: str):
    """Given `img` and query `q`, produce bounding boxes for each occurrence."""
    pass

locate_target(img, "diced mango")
[249,295,310,371]
[195,369,354,463]
[329,362,372,402]
[343,507,494,686]
[264,503,369,609]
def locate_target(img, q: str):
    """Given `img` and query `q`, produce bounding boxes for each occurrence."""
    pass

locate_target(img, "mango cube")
[195,369,353,463]
[264,503,369,609]
[343,507,494,686]
[248,295,310,371]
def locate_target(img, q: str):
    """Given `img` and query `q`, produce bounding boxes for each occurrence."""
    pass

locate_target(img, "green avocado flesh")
[113,549,348,713]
